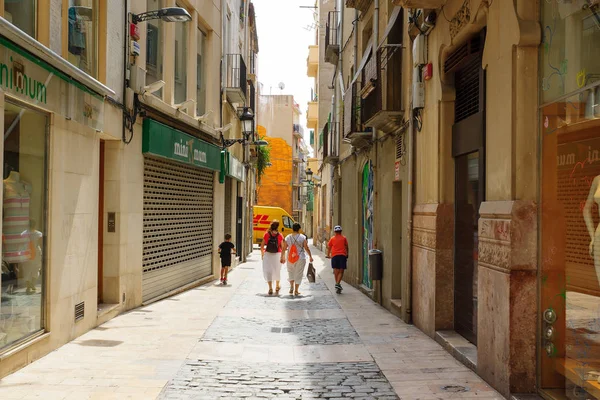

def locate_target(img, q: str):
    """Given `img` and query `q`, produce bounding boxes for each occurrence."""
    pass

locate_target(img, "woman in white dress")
[281,223,313,296]
[261,220,284,295]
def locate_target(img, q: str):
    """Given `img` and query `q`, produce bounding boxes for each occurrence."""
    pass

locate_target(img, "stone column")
[477,200,537,397]
[412,203,453,336]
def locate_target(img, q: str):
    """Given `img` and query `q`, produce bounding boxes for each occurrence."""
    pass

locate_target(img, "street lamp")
[222,107,266,148]
[306,168,313,181]
[132,7,192,24]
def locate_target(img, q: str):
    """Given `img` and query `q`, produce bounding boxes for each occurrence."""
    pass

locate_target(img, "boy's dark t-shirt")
[219,242,235,265]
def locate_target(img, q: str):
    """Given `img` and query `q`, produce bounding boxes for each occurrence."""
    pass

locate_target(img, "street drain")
[442,385,469,393]
[271,327,294,333]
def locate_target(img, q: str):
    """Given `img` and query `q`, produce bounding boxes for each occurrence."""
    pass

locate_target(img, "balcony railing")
[223,54,247,104]
[325,11,339,65]
[362,47,404,133]
[323,121,339,164]
[293,124,304,136]
[344,82,361,138]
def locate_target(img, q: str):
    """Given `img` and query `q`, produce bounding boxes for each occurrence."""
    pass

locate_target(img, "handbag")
[307,262,316,283]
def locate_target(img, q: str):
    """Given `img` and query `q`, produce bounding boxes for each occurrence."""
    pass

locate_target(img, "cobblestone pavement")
[0,245,505,399]
[160,361,398,400]
[201,316,361,345]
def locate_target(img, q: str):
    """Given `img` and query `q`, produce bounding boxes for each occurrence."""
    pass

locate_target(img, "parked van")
[253,206,297,245]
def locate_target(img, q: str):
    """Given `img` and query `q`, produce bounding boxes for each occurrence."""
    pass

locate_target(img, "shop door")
[362,161,374,289]
[98,140,105,303]
[142,157,214,303]
[451,33,485,345]
[540,105,600,399]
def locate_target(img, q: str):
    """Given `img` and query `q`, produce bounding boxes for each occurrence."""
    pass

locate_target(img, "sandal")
[294,291,301,296]
[275,286,280,294]
[289,287,294,294]
[268,289,273,295]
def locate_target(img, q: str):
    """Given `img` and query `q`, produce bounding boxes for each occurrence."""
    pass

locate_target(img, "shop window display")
[0,101,46,350]
[540,1,600,398]
[67,0,98,77]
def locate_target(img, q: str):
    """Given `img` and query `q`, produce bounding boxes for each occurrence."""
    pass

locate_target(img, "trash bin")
[369,249,383,281]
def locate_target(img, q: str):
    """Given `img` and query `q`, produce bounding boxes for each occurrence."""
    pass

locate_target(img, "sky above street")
[252,0,316,147]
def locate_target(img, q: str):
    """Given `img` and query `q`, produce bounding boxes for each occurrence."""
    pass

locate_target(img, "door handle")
[543,308,557,324]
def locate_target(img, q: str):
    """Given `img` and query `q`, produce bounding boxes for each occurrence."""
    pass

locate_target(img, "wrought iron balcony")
[346,0,373,14]
[362,47,404,134]
[293,124,304,138]
[323,121,339,165]
[325,11,339,65]
[223,54,247,104]
[344,81,372,148]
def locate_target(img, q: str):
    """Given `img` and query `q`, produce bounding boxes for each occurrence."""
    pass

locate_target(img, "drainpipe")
[331,0,343,227]
[406,107,415,324]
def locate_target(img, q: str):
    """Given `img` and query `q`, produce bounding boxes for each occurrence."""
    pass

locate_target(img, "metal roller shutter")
[224,177,232,235]
[143,156,214,302]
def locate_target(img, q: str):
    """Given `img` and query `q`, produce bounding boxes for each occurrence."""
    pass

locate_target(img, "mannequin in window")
[3,171,32,264]
[584,175,600,283]
[21,219,42,295]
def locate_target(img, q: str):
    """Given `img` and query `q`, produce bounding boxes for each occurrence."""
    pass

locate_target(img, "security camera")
[215,123,233,133]
[197,110,213,122]
[421,11,437,35]
[142,80,165,95]
[175,99,195,112]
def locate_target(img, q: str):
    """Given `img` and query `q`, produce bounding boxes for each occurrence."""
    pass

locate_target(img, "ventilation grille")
[75,302,85,322]
[396,134,404,160]
[443,33,483,74]
[454,56,482,123]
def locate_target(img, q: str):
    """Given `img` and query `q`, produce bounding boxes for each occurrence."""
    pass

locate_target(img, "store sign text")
[0,57,47,103]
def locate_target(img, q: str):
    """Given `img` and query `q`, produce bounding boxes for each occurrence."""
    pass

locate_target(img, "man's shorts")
[221,259,231,268]
[331,255,347,270]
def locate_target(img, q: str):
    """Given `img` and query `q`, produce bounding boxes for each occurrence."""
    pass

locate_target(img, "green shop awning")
[219,150,245,183]
[142,119,221,171]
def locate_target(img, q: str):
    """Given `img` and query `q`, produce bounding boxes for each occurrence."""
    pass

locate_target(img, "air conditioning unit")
[392,0,445,8]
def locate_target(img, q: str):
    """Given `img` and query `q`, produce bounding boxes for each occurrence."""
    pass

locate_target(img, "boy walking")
[326,226,348,294]
[218,234,236,285]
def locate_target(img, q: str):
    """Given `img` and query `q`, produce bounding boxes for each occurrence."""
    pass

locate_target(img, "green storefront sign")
[142,119,221,171]
[219,150,245,183]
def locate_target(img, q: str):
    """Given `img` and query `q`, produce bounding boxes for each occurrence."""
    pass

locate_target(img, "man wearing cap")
[326,225,349,294]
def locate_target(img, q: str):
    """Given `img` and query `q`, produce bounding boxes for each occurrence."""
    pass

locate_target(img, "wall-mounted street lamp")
[221,107,268,148]
[306,168,313,180]
[131,7,192,24]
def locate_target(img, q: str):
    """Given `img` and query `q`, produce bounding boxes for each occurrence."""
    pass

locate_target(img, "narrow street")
[0,246,502,400]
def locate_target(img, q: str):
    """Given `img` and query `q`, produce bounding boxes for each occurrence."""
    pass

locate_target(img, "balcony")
[346,0,373,14]
[344,82,372,148]
[325,12,339,65]
[293,124,304,138]
[248,52,257,80]
[224,54,247,104]
[323,121,339,165]
[392,0,445,8]
[307,101,318,130]
[307,45,318,77]
[362,47,404,134]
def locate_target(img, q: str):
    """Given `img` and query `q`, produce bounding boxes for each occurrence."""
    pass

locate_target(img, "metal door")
[451,31,486,345]
[142,156,213,302]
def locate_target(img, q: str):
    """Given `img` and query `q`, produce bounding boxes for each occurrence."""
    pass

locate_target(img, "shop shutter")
[142,156,214,302]
[224,177,232,235]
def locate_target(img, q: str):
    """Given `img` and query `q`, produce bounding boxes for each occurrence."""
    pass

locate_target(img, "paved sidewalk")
[0,246,504,399]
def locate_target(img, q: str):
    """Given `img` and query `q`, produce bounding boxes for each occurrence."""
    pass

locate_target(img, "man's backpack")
[287,236,300,263]
[265,232,279,253]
